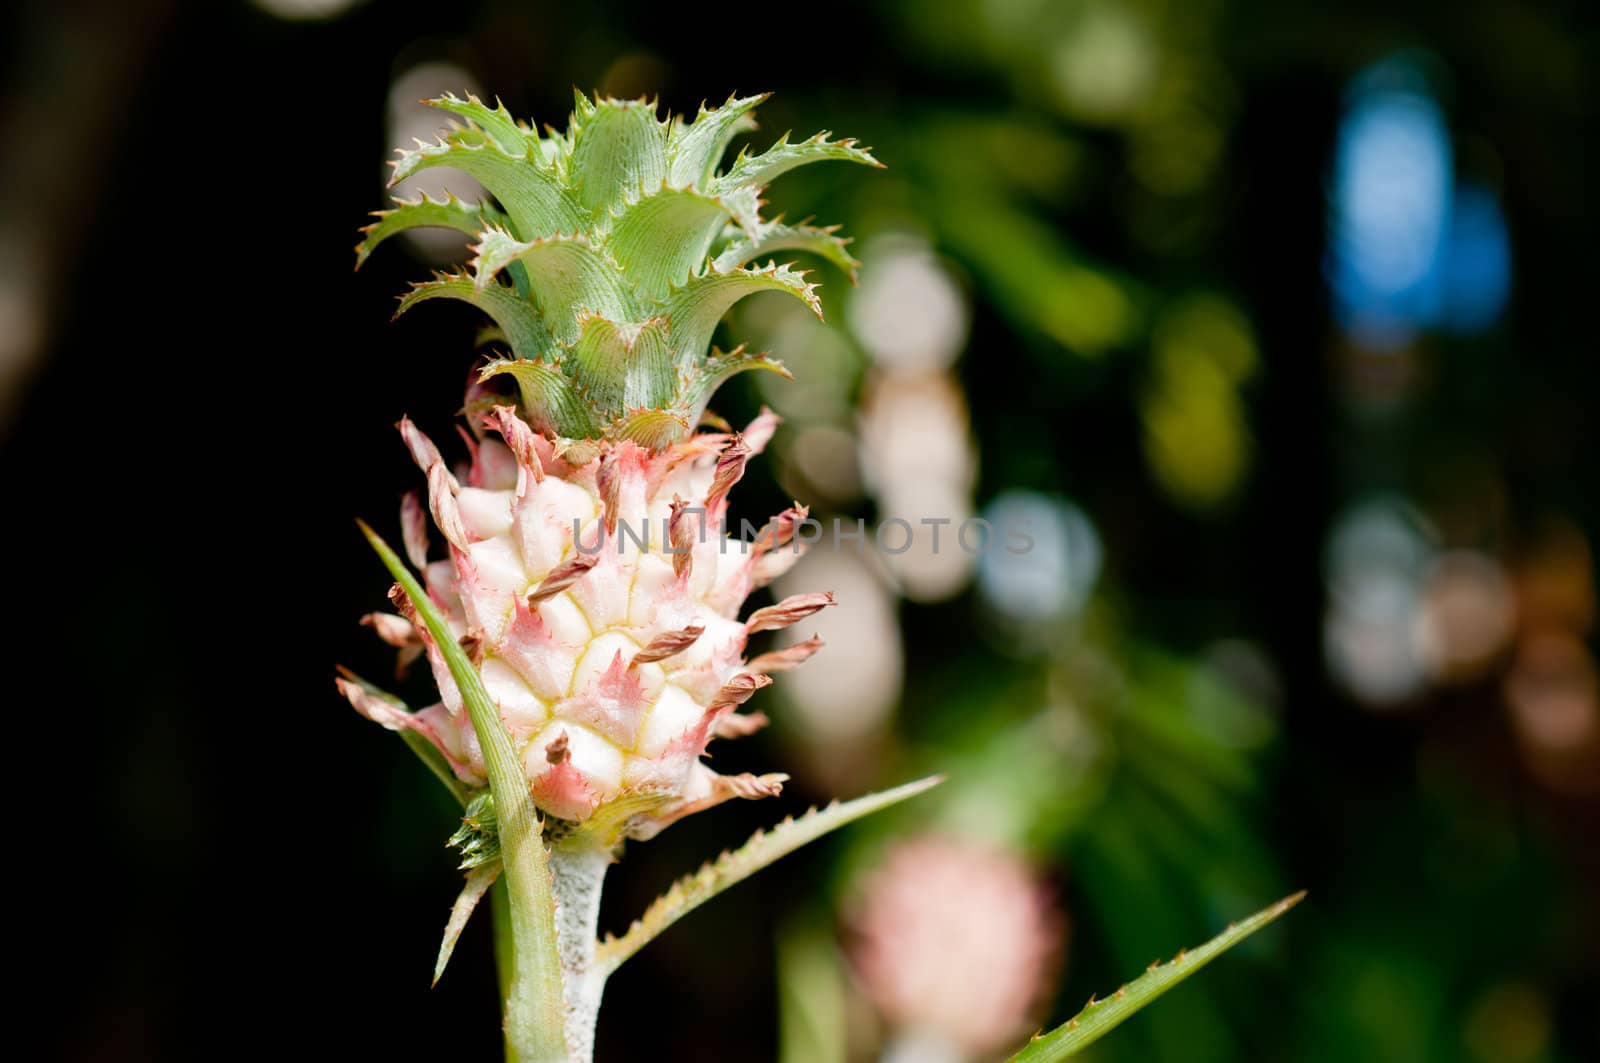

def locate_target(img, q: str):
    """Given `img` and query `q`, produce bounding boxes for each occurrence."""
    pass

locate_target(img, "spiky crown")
[357,91,878,449]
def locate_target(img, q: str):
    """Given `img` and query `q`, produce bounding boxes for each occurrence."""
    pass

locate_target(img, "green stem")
[361,523,570,1062]
[491,879,518,1060]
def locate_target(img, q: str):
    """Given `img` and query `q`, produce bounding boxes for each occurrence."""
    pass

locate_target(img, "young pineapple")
[336,90,1295,1063]
[341,90,877,843]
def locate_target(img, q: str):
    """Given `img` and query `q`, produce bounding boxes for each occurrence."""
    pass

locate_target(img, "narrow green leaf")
[604,187,737,300]
[359,522,569,1063]
[427,92,535,156]
[713,221,860,283]
[568,96,667,214]
[480,357,601,439]
[667,93,769,188]
[391,131,585,242]
[355,192,501,270]
[713,131,881,196]
[594,776,943,976]
[490,877,516,1010]
[395,274,556,362]
[435,861,502,985]
[567,313,674,413]
[471,230,632,339]
[1007,891,1306,1061]
[660,264,820,372]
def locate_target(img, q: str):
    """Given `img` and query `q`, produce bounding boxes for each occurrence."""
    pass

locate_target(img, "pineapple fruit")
[337,90,921,1062]
[336,88,1300,1063]
[342,90,877,839]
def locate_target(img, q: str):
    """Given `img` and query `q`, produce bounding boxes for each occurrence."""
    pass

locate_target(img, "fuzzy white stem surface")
[549,842,611,1063]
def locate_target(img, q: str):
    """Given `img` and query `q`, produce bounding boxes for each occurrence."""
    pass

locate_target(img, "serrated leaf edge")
[594,776,943,976]
[1006,891,1306,1061]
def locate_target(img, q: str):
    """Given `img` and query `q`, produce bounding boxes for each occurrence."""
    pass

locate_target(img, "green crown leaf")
[363,91,878,446]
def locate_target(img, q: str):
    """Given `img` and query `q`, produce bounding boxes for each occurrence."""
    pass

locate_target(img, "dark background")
[4,0,1596,1060]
